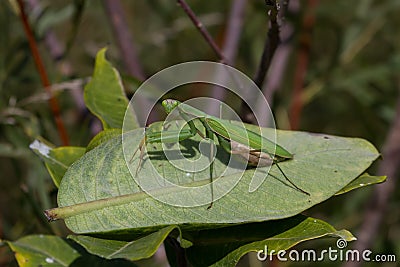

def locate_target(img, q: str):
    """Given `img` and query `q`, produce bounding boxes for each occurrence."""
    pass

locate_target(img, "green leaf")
[3,235,138,267]
[30,140,85,188]
[84,47,138,130]
[68,225,181,261]
[46,125,380,235]
[4,235,80,267]
[335,173,386,195]
[86,129,122,152]
[185,215,356,267]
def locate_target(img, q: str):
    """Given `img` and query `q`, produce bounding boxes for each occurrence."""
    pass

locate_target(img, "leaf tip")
[44,209,59,222]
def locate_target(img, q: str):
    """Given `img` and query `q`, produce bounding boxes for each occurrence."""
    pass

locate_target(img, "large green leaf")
[4,235,80,267]
[84,48,138,130]
[45,124,380,235]
[30,139,85,188]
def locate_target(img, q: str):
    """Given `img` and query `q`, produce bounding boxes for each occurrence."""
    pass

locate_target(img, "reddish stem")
[17,0,69,145]
[289,0,319,130]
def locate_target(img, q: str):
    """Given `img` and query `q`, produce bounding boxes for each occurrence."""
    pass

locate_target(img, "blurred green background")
[0,0,399,266]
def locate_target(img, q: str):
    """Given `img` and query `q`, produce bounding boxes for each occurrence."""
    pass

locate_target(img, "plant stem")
[177,0,226,63]
[16,0,69,145]
[44,178,212,221]
[254,0,281,89]
[289,0,319,130]
[44,191,148,221]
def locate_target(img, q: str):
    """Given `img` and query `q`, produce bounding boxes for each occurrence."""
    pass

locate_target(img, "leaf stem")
[45,191,148,221]
[44,178,212,221]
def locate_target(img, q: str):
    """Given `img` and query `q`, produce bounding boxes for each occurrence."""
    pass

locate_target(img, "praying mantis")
[130,99,309,207]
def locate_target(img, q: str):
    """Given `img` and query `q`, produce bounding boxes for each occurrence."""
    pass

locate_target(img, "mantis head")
[162,99,181,114]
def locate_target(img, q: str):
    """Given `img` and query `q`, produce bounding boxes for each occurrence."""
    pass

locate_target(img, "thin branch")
[17,78,91,107]
[177,0,227,63]
[242,0,287,125]
[342,90,400,267]
[253,0,281,89]
[254,42,295,127]
[16,0,69,145]
[262,19,296,105]
[103,0,145,80]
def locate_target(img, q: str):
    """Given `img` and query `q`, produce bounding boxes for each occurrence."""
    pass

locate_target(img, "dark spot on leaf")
[324,136,330,139]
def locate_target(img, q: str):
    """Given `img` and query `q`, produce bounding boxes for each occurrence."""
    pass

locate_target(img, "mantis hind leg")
[129,136,147,177]
[204,125,216,209]
[274,163,310,196]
